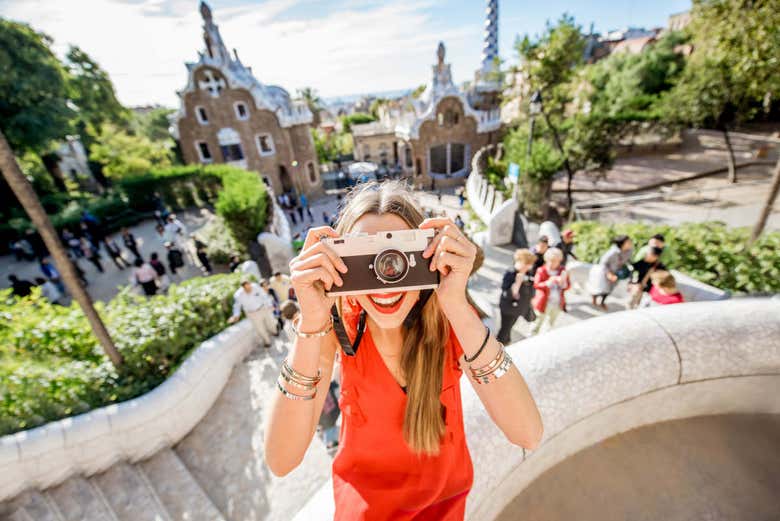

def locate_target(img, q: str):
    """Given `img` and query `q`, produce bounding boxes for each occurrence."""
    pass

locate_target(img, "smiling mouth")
[368,292,405,313]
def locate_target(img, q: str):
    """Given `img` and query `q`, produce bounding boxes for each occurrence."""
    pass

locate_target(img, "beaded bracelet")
[276,379,316,401]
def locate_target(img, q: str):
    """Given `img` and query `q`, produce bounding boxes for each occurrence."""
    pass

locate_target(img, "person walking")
[61,228,82,259]
[554,229,578,267]
[165,214,193,263]
[497,249,537,344]
[148,252,170,291]
[531,248,570,335]
[530,236,549,276]
[165,241,185,279]
[131,258,159,296]
[586,235,633,311]
[104,237,131,269]
[300,193,314,222]
[35,277,64,305]
[270,271,293,302]
[8,274,35,298]
[628,245,666,309]
[39,258,65,294]
[80,237,104,273]
[121,227,141,261]
[191,235,212,275]
[227,279,278,348]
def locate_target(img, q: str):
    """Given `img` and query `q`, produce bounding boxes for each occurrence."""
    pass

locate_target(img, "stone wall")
[466,145,517,245]
[293,298,780,520]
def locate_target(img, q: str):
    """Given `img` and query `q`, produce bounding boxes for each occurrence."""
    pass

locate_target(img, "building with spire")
[352,0,502,188]
[172,2,321,198]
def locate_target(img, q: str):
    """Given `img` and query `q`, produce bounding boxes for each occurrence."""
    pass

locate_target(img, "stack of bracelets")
[465,326,513,385]
[277,359,321,401]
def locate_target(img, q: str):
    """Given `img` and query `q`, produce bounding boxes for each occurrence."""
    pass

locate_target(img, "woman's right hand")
[289,226,348,331]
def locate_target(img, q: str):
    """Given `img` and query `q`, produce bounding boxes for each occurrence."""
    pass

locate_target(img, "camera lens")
[374,249,409,284]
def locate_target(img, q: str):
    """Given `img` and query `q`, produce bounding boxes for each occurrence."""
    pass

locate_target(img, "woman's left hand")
[420,217,477,311]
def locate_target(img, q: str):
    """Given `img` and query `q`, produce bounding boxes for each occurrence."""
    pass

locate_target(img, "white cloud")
[1,0,482,107]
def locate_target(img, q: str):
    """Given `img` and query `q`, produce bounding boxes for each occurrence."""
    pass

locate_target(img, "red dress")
[332,324,474,520]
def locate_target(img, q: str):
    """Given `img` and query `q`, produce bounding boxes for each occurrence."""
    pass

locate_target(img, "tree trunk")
[750,156,780,243]
[722,127,738,183]
[542,110,575,212]
[0,130,123,367]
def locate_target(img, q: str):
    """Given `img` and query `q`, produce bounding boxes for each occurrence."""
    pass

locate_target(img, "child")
[649,271,684,305]
[497,248,537,344]
[531,248,570,335]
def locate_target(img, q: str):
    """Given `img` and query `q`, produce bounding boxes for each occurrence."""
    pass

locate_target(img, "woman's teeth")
[370,294,403,306]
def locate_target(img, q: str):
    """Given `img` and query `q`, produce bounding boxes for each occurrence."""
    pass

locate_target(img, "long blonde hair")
[335,181,450,455]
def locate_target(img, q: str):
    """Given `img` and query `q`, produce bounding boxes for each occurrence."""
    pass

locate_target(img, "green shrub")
[195,216,245,265]
[215,169,269,246]
[569,221,780,294]
[0,273,241,435]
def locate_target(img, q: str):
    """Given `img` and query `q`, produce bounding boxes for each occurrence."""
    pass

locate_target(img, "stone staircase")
[1,331,333,521]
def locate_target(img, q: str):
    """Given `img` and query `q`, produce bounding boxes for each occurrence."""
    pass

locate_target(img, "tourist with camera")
[264,181,543,520]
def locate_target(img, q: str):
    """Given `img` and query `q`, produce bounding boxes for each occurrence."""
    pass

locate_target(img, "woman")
[131,257,158,296]
[586,235,633,310]
[264,181,543,520]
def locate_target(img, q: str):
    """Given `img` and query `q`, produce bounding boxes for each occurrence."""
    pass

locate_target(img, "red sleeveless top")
[332,324,474,520]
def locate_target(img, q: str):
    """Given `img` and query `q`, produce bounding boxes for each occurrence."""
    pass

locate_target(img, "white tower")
[480,0,499,78]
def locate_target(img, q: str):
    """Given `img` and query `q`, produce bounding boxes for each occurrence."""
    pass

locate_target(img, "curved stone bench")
[0,320,256,502]
[293,298,780,520]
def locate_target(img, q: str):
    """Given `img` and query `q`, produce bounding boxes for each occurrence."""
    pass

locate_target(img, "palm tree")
[297,87,323,127]
[0,129,122,367]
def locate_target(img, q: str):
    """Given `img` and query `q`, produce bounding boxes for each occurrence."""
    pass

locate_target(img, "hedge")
[2,164,269,255]
[214,168,269,246]
[568,221,780,294]
[0,273,242,436]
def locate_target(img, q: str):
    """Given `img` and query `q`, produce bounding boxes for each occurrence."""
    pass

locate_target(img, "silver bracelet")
[276,379,316,401]
[473,352,513,384]
[291,315,333,338]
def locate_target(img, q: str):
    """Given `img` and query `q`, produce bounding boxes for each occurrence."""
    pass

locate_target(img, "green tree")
[131,107,175,143]
[341,112,376,133]
[0,19,73,154]
[65,46,129,139]
[89,123,172,179]
[297,87,323,126]
[662,0,780,183]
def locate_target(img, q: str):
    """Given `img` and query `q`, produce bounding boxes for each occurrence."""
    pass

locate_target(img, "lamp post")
[527,90,542,165]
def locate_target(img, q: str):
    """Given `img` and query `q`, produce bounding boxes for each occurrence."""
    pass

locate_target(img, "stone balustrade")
[293,298,780,520]
[466,145,517,245]
[0,321,256,503]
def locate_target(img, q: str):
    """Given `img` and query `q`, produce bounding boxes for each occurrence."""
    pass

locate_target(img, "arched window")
[307,162,318,184]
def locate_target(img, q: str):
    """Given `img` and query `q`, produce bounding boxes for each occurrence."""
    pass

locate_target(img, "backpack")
[169,249,184,268]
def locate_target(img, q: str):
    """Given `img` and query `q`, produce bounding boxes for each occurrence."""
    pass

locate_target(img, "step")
[47,476,117,521]
[90,462,172,521]
[5,491,62,521]
[139,449,226,521]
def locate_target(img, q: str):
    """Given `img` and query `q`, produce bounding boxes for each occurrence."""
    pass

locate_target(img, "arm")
[263,227,348,476]
[421,218,543,450]
[532,269,548,291]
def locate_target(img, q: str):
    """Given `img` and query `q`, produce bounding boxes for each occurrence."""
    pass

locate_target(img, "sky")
[1,0,691,108]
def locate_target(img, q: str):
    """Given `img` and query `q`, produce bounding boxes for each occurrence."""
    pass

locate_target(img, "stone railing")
[466,145,517,245]
[293,298,780,520]
[259,195,295,274]
[0,321,256,502]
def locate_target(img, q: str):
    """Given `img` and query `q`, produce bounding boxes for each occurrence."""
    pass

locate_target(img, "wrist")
[298,312,331,332]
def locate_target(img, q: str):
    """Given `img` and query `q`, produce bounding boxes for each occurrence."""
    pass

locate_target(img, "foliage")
[65,46,129,135]
[130,107,177,144]
[18,152,57,195]
[503,127,564,182]
[0,18,74,153]
[569,221,780,294]
[0,274,242,435]
[411,84,427,98]
[89,123,173,179]
[661,0,780,130]
[297,87,323,126]
[341,112,376,133]
[194,216,245,264]
[311,128,354,163]
[215,169,269,246]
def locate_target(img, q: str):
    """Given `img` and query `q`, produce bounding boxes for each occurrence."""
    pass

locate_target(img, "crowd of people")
[5,210,214,303]
[497,230,685,344]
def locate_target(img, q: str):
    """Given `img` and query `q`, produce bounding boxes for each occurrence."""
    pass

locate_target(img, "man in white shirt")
[164,214,193,263]
[228,279,278,347]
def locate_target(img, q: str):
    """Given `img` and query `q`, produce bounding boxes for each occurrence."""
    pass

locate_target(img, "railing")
[466,145,517,245]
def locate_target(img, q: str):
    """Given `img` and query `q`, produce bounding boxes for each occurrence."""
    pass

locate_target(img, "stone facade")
[173,2,321,198]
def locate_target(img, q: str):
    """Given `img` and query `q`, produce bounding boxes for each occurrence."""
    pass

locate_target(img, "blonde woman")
[264,181,543,520]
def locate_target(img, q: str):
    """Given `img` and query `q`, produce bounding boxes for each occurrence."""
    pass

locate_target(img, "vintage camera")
[323,228,439,296]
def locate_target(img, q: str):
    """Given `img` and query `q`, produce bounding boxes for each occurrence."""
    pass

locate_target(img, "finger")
[302,226,339,250]
[419,217,455,230]
[291,266,335,291]
[424,224,471,259]
[435,235,472,258]
[296,240,348,273]
[291,253,343,286]
[437,251,471,275]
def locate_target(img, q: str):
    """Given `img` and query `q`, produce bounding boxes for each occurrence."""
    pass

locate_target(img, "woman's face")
[349,212,420,330]
[622,239,634,252]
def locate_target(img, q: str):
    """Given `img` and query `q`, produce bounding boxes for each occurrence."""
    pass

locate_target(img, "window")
[405,146,413,168]
[235,102,248,120]
[430,144,447,174]
[437,113,444,126]
[415,158,422,177]
[307,162,317,184]
[256,134,275,156]
[363,144,371,161]
[220,143,244,162]
[196,106,209,125]
[450,143,465,172]
[196,141,212,163]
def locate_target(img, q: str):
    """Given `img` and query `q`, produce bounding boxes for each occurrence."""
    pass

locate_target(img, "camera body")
[323,228,439,296]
